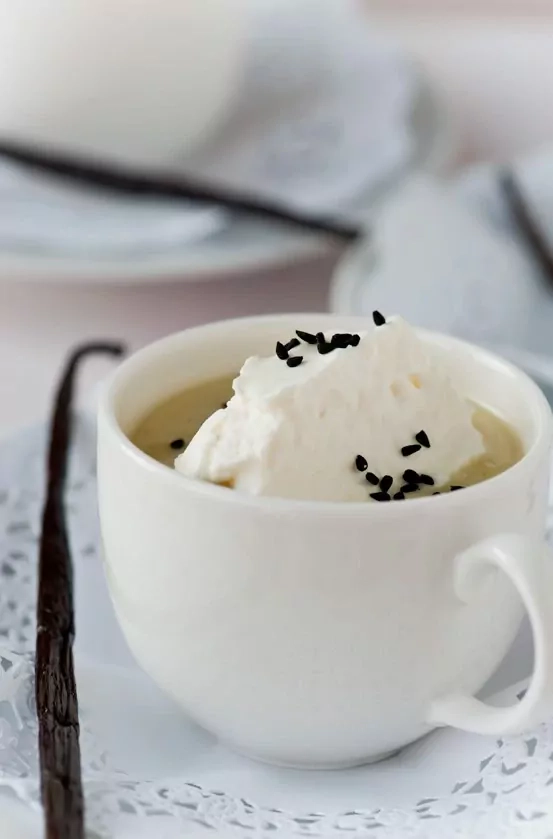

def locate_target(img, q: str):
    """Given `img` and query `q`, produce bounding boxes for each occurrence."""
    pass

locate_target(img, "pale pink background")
[3,8,553,437]
[368,1,552,14]
[364,5,553,164]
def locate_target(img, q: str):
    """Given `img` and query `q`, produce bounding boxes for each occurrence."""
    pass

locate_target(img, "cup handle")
[427,534,553,736]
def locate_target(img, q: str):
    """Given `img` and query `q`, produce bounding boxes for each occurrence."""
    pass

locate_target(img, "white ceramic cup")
[0,0,247,166]
[98,314,553,769]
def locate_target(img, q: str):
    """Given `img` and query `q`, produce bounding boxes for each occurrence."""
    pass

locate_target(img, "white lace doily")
[2,417,553,838]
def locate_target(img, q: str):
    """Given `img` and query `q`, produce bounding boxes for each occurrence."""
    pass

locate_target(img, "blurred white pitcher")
[0,0,249,166]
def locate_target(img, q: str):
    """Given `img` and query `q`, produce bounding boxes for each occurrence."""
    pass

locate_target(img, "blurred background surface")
[2,0,553,434]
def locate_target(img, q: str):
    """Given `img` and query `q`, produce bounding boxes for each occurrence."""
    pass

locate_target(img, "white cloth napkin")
[456,148,553,361]
[0,0,414,255]
[341,149,553,391]
[179,0,414,220]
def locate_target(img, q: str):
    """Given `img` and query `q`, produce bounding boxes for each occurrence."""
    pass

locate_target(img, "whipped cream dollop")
[175,316,485,502]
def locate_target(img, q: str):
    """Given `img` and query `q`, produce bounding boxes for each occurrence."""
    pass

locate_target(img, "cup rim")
[100,313,552,517]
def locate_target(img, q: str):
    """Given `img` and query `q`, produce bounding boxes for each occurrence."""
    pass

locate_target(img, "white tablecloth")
[0,254,339,441]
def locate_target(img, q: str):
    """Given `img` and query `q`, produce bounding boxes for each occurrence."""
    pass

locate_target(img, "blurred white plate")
[0,78,452,285]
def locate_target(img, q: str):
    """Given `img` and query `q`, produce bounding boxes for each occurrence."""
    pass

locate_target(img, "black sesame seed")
[350,334,361,347]
[401,444,422,457]
[284,338,300,352]
[370,492,391,502]
[450,485,463,492]
[170,438,185,450]
[402,469,420,484]
[286,356,303,368]
[415,430,430,448]
[393,491,405,500]
[433,492,441,496]
[401,484,420,494]
[276,341,288,360]
[317,342,334,355]
[296,330,317,345]
[379,475,393,493]
[355,455,368,472]
[373,310,386,327]
[315,332,325,344]
[365,472,379,485]
[419,474,435,486]
[331,333,351,349]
